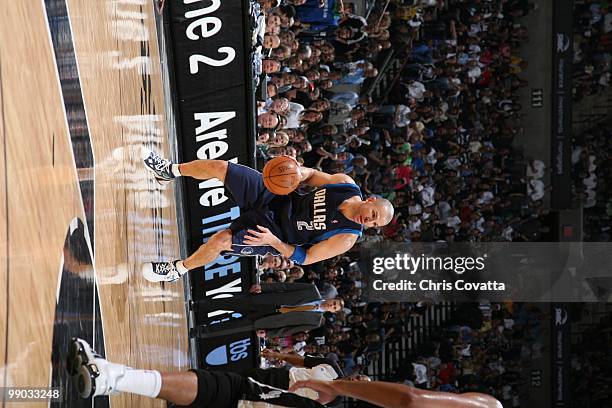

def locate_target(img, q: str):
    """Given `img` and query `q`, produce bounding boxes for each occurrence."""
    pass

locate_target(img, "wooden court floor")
[0,1,188,406]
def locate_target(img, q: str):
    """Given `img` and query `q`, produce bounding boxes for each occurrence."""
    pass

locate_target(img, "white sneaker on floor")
[142,260,183,283]
[67,338,125,398]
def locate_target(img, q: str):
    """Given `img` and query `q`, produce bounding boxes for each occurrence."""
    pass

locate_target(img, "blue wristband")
[289,246,307,265]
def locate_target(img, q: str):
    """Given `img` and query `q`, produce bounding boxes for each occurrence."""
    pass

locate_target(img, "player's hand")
[250,284,262,294]
[289,380,338,403]
[261,349,277,359]
[244,225,280,247]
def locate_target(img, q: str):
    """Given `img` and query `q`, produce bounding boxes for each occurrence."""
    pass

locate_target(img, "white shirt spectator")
[412,363,429,385]
[467,66,482,80]
[289,363,339,401]
[284,102,305,129]
[583,173,597,189]
[502,226,514,241]
[469,141,482,153]
[588,155,597,173]
[420,186,436,207]
[394,104,411,127]
[330,91,359,108]
[437,201,452,222]
[571,147,583,165]
[445,157,462,170]
[409,203,423,215]
[447,215,462,230]
[426,357,441,369]
[459,344,471,357]
[477,191,494,205]
[408,81,426,100]
[424,148,438,165]
[408,218,422,232]
[293,341,306,355]
[526,159,546,179]
[528,179,545,201]
[585,189,597,208]
[473,217,485,232]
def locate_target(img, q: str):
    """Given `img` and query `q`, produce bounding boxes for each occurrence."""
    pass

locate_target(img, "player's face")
[356,199,388,228]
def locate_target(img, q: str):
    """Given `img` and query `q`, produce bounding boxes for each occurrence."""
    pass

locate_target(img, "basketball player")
[67,338,324,407]
[288,378,504,408]
[141,152,394,282]
[68,338,501,408]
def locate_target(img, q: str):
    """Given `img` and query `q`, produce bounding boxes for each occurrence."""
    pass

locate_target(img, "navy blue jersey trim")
[321,183,363,198]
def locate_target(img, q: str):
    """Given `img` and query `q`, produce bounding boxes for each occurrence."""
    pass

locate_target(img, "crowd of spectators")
[572,122,612,241]
[573,0,612,101]
[260,251,435,377]
[391,302,542,408]
[252,0,545,246]
[249,0,552,401]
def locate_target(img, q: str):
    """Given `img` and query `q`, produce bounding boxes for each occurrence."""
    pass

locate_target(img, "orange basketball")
[262,155,301,195]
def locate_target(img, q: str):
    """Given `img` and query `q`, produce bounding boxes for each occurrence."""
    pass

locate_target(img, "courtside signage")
[164,0,257,371]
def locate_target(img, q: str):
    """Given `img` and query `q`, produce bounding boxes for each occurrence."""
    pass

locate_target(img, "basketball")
[262,155,301,195]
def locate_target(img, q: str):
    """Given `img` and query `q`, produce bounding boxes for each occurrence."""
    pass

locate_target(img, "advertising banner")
[165,0,258,369]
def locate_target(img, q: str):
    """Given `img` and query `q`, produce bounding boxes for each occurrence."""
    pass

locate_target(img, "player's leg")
[183,228,233,269]
[143,151,273,209]
[178,159,228,182]
[67,338,196,405]
[157,371,199,406]
[143,150,228,184]
[142,229,233,282]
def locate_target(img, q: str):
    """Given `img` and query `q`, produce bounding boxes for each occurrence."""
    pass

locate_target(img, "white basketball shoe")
[67,338,124,398]
[142,260,183,283]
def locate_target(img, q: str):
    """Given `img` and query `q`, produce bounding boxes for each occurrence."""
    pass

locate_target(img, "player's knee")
[208,160,228,181]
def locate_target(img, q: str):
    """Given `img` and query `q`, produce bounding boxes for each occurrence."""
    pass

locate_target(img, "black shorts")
[187,369,246,408]
[187,368,325,408]
[224,162,283,257]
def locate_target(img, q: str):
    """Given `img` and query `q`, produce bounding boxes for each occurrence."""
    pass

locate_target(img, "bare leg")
[157,371,198,406]
[178,160,228,182]
[183,229,233,270]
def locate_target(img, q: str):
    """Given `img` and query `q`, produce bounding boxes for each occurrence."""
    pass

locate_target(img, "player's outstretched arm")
[301,233,357,265]
[299,166,356,188]
[289,380,503,408]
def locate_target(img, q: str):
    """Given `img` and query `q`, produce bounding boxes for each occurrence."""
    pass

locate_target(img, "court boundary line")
[0,37,10,408]
[39,2,108,406]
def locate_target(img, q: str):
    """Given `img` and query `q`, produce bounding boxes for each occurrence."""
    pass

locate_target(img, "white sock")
[111,363,162,398]
[171,164,182,177]
[176,260,189,275]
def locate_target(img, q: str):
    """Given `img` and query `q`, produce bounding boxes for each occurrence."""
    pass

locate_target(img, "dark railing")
[343,302,455,407]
